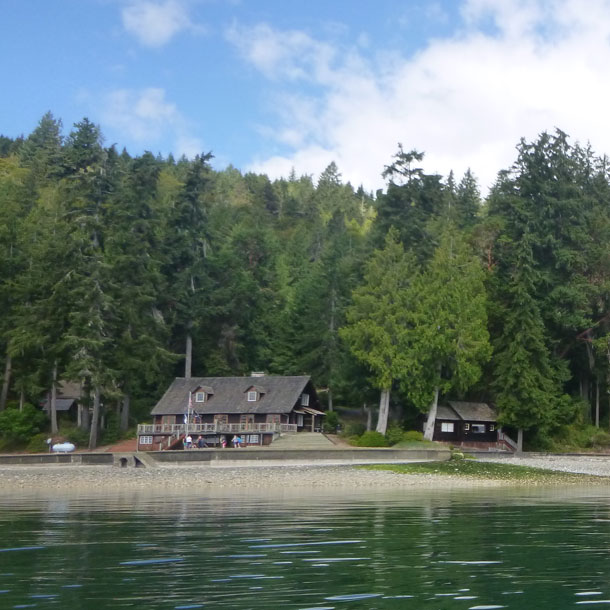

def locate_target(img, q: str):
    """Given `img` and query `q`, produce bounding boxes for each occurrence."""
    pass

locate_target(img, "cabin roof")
[42,398,76,412]
[436,405,461,421]
[151,376,312,416]
[447,401,497,422]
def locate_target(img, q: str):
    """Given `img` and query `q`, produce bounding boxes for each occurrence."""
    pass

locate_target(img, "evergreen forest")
[2,113,610,451]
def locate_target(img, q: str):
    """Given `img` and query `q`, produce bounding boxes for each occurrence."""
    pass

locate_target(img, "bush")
[0,404,48,443]
[589,430,610,448]
[61,424,89,448]
[403,430,424,442]
[385,424,405,445]
[355,431,389,447]
[27,433,51,453]
[101,412,121,445]
[323,411,339,434]
[342,422,366,437]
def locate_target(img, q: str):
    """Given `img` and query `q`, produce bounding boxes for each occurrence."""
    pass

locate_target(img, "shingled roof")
[151,376,312,416]
[447,401,497,422]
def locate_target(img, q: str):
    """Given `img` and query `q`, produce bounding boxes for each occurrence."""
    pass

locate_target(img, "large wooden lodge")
[137,374,325,451]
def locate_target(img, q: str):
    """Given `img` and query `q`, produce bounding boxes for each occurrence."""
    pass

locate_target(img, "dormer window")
[246,385,265,402]
[301,393,309,406]
[193,385,214,403]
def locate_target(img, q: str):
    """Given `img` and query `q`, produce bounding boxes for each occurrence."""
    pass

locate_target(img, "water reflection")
[0,487,610,608]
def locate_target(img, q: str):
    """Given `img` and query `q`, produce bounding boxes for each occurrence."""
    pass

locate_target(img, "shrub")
[101,412,121,445]
[385,424,405,445]
[342,422,366,437]
[61,424,89,448]
[589,430,610,448]
[27,433,51,453]
[403,430,424,442]
[355,431,389,447]
[0,404,48,443]
[323,411,339,434]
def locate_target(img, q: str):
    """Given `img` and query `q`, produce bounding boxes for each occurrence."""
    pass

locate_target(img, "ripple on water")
[325,593,383,601]
[120,557,184,566]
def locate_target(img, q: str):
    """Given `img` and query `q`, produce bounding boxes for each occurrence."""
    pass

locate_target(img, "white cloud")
[98,87,203,157]
[227,0,610,194]
[122,0,198,47]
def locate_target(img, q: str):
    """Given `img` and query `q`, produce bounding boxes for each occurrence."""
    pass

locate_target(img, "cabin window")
[464,423,470,431]
[301,393,310,406]
[267,414,281,424]
[247,391,257,402]
[247,435,259,444]
[441,422,454,433]
[139,436,153,445]
[214,414,228,425]
[489,424,495,431]
[195,391,205,403]
[297,414,304,427]
[471,424,486,434]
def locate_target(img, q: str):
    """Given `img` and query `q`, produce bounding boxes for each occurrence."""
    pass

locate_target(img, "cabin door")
[240,414,254,430]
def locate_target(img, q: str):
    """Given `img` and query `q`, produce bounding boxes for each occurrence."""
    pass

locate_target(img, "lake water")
[1,486,610,609]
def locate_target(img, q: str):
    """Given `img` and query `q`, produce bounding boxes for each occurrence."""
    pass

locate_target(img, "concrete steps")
[270,432,337,450]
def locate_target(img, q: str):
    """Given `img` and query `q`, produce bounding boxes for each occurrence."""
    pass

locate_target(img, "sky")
[3,0,610,194]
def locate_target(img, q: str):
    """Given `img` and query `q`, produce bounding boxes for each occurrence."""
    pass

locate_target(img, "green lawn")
[361,459,606,484]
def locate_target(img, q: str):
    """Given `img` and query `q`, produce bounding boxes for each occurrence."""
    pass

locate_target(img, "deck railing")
[137,422,298,436]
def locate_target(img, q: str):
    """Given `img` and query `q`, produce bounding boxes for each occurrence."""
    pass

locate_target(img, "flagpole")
[186,391,192,445]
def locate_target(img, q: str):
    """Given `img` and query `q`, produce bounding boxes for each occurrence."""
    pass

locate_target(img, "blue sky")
[3,0,610,193]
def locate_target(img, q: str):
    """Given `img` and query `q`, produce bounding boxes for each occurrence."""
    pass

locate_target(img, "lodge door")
[240,414,254,430]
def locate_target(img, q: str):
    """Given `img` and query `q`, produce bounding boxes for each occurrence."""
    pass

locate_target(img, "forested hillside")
[1,114,609,450]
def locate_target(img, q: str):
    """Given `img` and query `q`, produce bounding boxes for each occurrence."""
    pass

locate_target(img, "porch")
[137,422,298,436]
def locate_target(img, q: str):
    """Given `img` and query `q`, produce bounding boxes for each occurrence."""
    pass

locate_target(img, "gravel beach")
[0,454,608,493]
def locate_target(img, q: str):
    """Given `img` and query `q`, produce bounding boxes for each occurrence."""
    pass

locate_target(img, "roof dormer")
[246,385,266,402]
[193,385,214,403]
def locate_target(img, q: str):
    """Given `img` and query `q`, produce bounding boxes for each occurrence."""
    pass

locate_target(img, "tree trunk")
[517,428,524,453]
[365,404,372,431]
[185,333,192,379]
[327,286,336,413]
[120,394,130,432]
[50,362,58,435]
[0,353,12,411]
[88,386,101,450]
[19,391,24,411]
[423,385,440,441]
[595,379,600,428]
[376,388,390,434]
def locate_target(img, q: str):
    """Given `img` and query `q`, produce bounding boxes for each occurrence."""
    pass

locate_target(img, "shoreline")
[0,454,609,493]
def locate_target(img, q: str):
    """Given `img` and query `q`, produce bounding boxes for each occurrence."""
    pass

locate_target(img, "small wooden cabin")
[41,381,83,423]
[137,374,325,451]
[433,401,498,446]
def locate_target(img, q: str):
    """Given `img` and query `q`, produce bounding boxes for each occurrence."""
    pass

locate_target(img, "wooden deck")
[137,422,298,436]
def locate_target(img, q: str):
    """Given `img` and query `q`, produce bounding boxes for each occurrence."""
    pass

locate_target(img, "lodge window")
[301,393,310,406]
[464,423,470,431]
[472,424,486,434]
[195,392,205,403]
[247,391,257,402]
[139,436,153,445]
[489,424,495,432]
[267,414,281,424]
[441,422,454,433]
[297,414,304,427]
